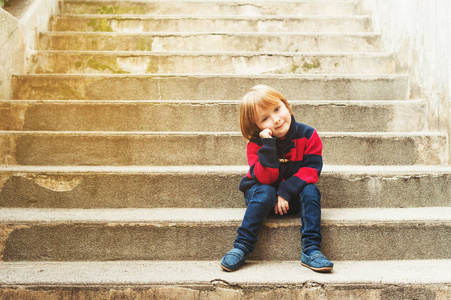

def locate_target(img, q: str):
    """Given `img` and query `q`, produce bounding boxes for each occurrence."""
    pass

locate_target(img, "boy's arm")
[246,138,280,185]
[277,129,323,202]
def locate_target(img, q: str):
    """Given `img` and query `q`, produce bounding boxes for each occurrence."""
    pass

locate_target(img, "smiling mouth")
[275,122,285,129]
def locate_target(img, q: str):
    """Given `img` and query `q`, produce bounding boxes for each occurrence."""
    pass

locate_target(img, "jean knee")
[301,184,321,203]
[247,184,277,208]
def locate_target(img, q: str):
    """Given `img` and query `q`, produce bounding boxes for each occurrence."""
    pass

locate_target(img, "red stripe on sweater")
[283,130,322,162]
[294,167,319,184]
[284,138,306,162]
[254,164,279,184]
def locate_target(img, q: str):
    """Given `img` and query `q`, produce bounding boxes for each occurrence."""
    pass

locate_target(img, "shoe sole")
[220,263,236,272]
[302,262,333,273]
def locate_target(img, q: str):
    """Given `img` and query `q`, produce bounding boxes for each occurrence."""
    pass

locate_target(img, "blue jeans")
[233,183,322,254]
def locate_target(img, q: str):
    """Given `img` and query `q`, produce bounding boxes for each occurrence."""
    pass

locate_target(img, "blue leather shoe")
[220,248,248,272]
[301,250,333,272]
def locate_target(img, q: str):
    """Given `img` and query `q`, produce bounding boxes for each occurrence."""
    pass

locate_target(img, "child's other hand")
[259,128,273,139]
[274,195,289,215]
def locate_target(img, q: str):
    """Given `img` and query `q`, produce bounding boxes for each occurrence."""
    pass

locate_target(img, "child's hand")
[259,128,273,139]
[274,195,289,215]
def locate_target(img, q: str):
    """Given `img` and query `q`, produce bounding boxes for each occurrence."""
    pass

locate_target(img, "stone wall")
[0,8,22,99]
[359,0,451,164]
[0,0,58,99]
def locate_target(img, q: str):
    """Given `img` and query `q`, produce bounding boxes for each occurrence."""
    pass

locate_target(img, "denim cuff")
[233,242,252,255]
[303,245,321,253]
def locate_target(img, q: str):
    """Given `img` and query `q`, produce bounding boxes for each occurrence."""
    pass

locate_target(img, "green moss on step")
[86,58,130,74]
[91,40,99,49]
[132,5,146,14]
[302,58,321,72]
[290,64,300,73]
[146,60,159,74]
[96,5,145,14]
[87,18,113,32]
[136,38,153,51]
[97,5,120,14]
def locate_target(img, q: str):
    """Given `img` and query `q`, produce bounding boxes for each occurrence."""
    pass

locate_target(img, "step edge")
[0,207,450,224]
[12,73,408,79]
[54,14,372,20]
[0,130,445,137]
[1,164,451,174]
[32,50,394,56]
[57,0,360,5]
[0,99,425,105]
[0,259,450,286]
[40,31,382,36]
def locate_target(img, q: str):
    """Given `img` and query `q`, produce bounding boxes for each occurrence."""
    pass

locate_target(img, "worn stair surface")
[1,0,450,298]
[0,260,450,298]
[1,165,450,209]
[1,207,451,261]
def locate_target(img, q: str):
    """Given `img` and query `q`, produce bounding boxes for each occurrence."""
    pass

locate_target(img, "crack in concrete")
[210,279,243,290]
[25,174,82,192]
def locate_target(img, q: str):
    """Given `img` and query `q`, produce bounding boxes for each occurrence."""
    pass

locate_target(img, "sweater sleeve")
[277,129,323,202]
[246,138,280,185]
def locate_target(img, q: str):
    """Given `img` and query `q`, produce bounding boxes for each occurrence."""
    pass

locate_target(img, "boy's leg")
[221,184,276,271]
[234,183,277,253]
[299,184,322,253]
[299,184,333,272]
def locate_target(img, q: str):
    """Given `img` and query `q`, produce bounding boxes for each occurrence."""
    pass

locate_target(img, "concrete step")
[58,1,359,16]
[12,74,408,100]
[38,32,382,52]
[0,207,450,261]
[28,51,394,75]
[0,260,450,298]
[0,131,447,166]
[51,15,371,33]
[0,100,426,132]
[0,165,450,209]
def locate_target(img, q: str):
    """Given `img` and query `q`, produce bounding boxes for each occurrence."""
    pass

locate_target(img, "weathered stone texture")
[0,0,449,296]
[0,284,449,300]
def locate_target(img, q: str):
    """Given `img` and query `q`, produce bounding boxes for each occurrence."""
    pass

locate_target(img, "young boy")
[220,84,333,272]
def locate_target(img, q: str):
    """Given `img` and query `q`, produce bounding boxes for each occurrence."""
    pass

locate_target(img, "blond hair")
[240,85,293,142]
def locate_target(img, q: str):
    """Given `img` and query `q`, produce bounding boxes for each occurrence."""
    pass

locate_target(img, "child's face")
[254,100,291,139]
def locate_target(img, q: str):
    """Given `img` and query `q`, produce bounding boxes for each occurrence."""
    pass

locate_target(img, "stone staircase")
[1,0,450,298]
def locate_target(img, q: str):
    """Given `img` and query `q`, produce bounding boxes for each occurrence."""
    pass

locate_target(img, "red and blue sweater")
[239,116,323,203]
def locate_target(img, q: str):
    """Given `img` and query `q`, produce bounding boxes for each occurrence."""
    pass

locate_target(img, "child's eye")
[274,106,280,112]
[262,117,268,122]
